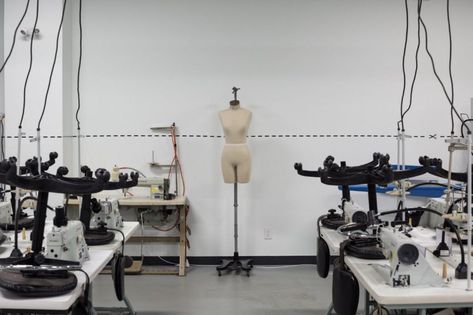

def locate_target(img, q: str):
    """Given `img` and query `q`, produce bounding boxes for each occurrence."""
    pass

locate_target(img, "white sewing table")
[0,248,113,313]
[320,225,473,314]
[0,221,139,313]
[345,252,473,314]
[87,221,140,252]
[319,226,347,255]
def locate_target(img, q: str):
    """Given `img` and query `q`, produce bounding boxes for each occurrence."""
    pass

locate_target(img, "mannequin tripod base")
[217,252,253,277]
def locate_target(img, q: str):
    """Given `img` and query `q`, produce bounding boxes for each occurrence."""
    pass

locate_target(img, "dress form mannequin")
[216,87,253,276]
[219,88,252,183]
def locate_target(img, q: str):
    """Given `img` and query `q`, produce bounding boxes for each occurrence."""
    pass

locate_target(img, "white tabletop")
[345,253,473,308]
[118,196,187,206]
[319,226,347,255]
[344,226,473,308]
[0,249,114,311]
[88,221,140,252]
[0,222,138,311]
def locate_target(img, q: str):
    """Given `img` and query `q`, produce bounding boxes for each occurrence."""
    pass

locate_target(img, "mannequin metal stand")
[217,173,253,276]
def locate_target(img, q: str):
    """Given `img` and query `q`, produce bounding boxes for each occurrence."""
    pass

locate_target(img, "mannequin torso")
[219,104,252,183]
[219,105,252,144]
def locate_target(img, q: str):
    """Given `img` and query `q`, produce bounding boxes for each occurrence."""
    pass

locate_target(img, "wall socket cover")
[264,227,272,240]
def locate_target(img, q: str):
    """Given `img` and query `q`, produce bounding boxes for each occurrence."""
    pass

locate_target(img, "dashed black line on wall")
[1,133,449,139]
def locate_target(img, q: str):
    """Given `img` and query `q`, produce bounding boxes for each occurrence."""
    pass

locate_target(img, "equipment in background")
[332,240,360,315]
[149,123,186,197]
[137,177,171,200]
[79,166,139,246]
[0,200,13,228]
[140,206,179,231]
[433,229,452,258]
[90,198,124,230]
[343,200,368,224]
[0,198,34,231]
[0,202,6,243]
[342,233,385,260]
[80,195,115,246]
[379,227,443,287]
[295,153,392,231]
[45,206,89,264]
[0,156,110,297]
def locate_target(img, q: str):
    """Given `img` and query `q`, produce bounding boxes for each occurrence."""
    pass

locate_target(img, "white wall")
[3,0,64,162]
[3,0,473,257]
[3,0,64,206]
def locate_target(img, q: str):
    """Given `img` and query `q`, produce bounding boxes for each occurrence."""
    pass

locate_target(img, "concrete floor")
[92,265,331,315]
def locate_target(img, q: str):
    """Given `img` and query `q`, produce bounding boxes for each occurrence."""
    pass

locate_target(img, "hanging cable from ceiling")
[418,0,467,134]
[36,0,67,173]
[0,0,31,74]
[398,0,409,133]
[396,1,423,214]
[19,0,39,130]
[76,0,83,175]
[446,0,455,135]
[398,0,467,135]
[12,0,40,260]
[400,0,422,131]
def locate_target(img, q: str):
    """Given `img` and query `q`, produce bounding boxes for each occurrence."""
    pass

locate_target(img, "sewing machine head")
[137,177,170,200]
[0,200,13,226]
[90,198,123,230]
[45,206,89,265]
[380,228,443,287]
[342,200,368,224]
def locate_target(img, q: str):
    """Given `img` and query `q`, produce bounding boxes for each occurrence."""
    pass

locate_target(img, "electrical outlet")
[264,227,272,240]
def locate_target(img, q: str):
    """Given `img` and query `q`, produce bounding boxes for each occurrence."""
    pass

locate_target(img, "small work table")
[119,196,189,276]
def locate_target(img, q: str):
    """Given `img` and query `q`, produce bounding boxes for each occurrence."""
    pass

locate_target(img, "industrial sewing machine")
[342,199,368,224]
[45,206,89,264]
[90,198,124,230]
[0,197,34,230]
[137,177,170,200]
[0,200,13,228]
[379,227,444,287]
[0,203,6,243]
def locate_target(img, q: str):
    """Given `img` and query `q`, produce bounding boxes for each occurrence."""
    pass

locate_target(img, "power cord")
[19,0,40,129]
[400,0,422,130]
[75,0,83,131]
[0,0,30,74]
[447,0,455,135]
[76,268,91,311]
[13,0,40,256]
[37,0,67,130]
[168,124,186,196]
[108,227,126,254]
[398,0,409,131]
[139,210,178,266]
[419,2,467,134]
[0,118,5,161]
